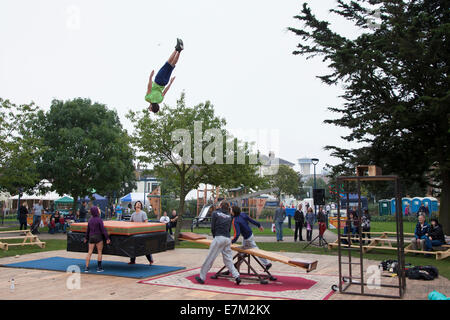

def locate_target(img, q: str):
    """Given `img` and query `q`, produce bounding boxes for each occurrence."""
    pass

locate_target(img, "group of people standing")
[291,204,327,243]
[18,200,45,234]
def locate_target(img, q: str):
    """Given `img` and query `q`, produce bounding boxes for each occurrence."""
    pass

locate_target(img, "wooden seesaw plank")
[179,232,318,272]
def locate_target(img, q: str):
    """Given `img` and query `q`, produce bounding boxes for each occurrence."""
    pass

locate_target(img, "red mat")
[139,268,337,300]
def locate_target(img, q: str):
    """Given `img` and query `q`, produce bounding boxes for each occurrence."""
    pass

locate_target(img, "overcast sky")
[0,0,363,173]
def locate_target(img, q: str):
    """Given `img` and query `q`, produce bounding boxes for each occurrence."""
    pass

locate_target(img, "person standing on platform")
[294,204,305,241]
[128,201,154,265]
[83,206,110,272]
[195,202,241,285]
[31,200,44,234]
[274,203,286,242]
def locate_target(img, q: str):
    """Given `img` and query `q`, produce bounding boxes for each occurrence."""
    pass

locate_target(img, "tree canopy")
[37,98,136,210]
[0,98,43,195]
[270,164,302,201]
[289,0,450,232]
[128,93,267,241]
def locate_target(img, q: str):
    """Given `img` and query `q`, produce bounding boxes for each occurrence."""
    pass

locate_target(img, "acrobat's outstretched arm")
[162,76,176,96]
[146,70,155,95]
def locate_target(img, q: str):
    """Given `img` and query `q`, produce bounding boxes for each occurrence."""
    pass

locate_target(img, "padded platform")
[1,256,184,279]
[67,231,171,257]
[179,232,318,272]
[70,221,166,236]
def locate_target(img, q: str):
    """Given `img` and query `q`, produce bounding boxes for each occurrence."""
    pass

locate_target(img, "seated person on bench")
[231,205,272,271]
[48,215,57,234]
[411,214,430,251]
[54,211,67,233]
[426,218,446,251]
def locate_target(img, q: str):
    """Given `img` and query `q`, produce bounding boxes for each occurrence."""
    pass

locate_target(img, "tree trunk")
[72,194,78,218]
[439,170,450,235]
[174,195,186,244]
[174,175,186,244]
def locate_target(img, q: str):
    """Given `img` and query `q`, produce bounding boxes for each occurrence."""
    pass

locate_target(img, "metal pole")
[357,178,364,294]
[346,181,352,284]
[337,179,343,292]
[394,178,405,297]
[313,164,317,215]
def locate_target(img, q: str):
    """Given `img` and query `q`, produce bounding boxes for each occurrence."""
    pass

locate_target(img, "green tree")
[304,177,330,202]
[270,164,302,201]
[289,1,450,233]
[37,98,136,212]
[0,98,43,194]
[128,93,266,242]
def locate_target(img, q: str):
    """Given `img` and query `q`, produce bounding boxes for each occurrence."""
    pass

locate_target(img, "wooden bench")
[0,230,46,251]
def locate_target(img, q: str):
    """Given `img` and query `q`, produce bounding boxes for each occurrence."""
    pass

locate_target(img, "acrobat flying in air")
[145,38,184,113]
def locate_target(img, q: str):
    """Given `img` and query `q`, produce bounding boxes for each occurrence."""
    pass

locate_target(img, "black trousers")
[294,222,304,241]
[306,227,313,241]
[130,254,153,264]
[19,221,27,230]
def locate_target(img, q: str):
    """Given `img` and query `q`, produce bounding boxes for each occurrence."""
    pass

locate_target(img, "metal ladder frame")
[336,175,406,299]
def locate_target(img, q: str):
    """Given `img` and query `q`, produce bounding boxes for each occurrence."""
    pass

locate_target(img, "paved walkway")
[0,248,448,300]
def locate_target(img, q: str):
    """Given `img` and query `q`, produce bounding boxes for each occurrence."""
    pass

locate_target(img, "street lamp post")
[311,158,319,214]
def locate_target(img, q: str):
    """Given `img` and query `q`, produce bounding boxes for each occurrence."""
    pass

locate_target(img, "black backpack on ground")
[406,265,439,280]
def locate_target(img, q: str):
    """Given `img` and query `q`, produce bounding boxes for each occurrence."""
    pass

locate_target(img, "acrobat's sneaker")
[175,38,184,52]
[195,276,205,284]
[97,267,104,273]
[84,268,89,273]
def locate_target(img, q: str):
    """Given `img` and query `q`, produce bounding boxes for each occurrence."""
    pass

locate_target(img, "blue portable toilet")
[411,197,422,214]
[423,197,438,215]
[390,198,397,215]
[402,198,412,216]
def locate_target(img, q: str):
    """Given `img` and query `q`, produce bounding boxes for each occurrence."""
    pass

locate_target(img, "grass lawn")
[0,239,67,259]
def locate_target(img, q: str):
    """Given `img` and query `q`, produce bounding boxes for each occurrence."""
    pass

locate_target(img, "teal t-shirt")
[145,82,165,104]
